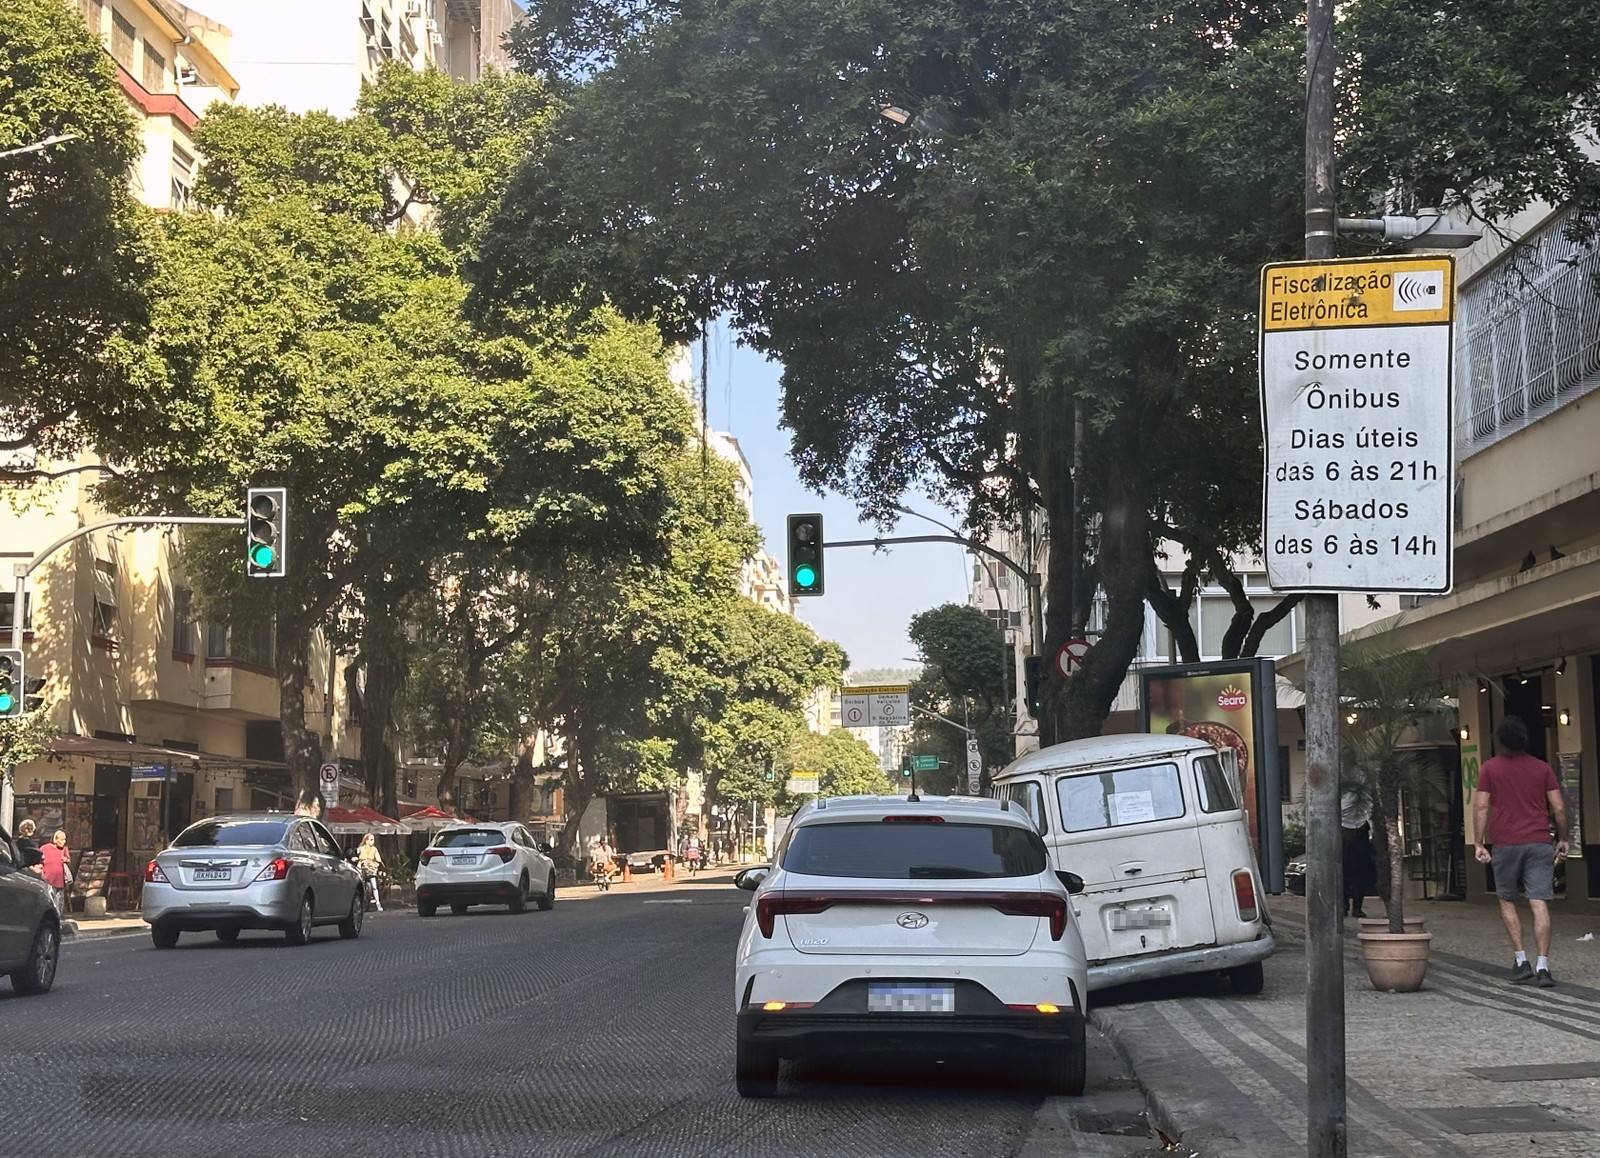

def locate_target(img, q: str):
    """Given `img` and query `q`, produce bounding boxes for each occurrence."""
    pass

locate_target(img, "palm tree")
[1338,646,1453,934]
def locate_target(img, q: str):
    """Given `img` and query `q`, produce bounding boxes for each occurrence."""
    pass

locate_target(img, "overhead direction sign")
[1260,255,1455,593]
[786,769,820,795]
[911,755,940,772]
[838,684,911,728]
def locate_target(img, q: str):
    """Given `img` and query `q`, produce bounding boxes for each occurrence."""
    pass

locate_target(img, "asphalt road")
[0,873,1167,1158]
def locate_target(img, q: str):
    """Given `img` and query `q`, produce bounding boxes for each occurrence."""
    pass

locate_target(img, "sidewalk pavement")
[1095,893,1600,1158]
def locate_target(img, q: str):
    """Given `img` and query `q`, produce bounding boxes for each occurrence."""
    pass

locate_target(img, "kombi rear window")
[781,821,1047,879]
[1057,763,1186,832]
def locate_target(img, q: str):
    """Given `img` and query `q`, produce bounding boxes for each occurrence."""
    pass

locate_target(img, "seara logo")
[1217,685,1248,711]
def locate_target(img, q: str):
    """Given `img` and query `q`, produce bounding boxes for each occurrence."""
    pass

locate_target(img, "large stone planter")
[1357,916,1425,934]
[1358,931,1432,992]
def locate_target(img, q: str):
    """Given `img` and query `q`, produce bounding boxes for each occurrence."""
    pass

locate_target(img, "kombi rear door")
[1046,758,1217,963]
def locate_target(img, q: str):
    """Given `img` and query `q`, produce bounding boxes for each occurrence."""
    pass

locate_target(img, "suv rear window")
[781,821,1046,879]
[173,820,288,848]
[435,829,506,848]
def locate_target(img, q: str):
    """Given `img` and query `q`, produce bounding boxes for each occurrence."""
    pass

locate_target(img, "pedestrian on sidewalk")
[1341,791,1377,918]
[16,818,40,872]
[1473,714,1569,988]
[38,829,71,915]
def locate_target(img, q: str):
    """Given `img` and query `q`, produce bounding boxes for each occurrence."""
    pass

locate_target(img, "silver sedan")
[142,813,365,948]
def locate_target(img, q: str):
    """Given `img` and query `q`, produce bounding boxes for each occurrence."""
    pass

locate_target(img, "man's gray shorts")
[1492,842,1556,901]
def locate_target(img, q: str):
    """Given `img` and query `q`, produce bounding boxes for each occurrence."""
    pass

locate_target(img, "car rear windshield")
[435,829,506,849]
[781,821,1047,879]
[173,820,288,848]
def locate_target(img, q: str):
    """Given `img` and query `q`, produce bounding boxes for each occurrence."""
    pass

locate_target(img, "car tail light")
[881,815,944,823]
[487,846,516,863]
[754,893,834,938]
[1233,870,1259,922]
[254,857,291,882]
[1006,1003,1063,1014]
[759,1001,816,1012]
[420,849,443,864]
[145,860,169,883]
[991,893,1069,940]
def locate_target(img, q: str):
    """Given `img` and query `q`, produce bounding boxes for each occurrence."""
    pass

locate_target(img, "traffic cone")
[620,860,632,883]
[663,856,674,881]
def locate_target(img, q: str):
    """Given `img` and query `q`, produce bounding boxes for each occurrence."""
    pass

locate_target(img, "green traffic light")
[250,543,276,568]
[0,693,12,712]
[794,564,817,589]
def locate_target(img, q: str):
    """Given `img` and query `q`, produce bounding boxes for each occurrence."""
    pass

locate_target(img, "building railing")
[1458,205,1600,457]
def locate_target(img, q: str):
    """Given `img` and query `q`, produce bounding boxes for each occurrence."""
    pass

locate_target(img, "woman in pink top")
[38,830,70,914]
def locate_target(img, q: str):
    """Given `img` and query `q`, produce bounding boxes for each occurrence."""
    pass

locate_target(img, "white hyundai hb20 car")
[733,794,1089,1098]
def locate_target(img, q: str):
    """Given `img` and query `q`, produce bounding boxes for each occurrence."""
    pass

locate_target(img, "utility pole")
[1303,0,1346,1152]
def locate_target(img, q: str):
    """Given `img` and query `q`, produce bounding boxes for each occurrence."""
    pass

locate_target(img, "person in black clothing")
[1343,821,1377,918]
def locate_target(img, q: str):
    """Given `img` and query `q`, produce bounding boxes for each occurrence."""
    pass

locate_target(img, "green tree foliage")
[905,604,1009,793]
[0,0,152,475]
[479,0,1600,741]
[783,728,893,801]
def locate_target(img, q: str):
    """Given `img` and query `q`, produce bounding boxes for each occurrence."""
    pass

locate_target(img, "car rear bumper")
[416,880,520,906]
[738,1002,1084,1060]
[1087,931,1276,992]
[142,888,298,931]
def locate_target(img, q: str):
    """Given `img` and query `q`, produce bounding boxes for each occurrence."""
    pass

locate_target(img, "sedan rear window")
[173,820,288,848]
[781,822,1046,879]
[435,829,506,849]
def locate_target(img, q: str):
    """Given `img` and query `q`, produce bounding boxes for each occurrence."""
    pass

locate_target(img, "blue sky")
[693,323,972,673]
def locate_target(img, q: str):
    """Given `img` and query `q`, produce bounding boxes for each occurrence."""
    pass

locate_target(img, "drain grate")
[1466,1060,1600,1082]
[1419,1104,1587,1134]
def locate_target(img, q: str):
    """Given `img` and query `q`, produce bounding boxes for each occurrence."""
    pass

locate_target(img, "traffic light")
[0,649,21,718]
[246,487,288,578]
[786,513,824,597]
[24,677,46,714]
[1024,655,1047,718]
[901,762,913,779]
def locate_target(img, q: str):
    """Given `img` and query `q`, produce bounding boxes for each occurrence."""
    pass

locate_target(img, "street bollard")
[663,855,674,881]
[620,860,632,883]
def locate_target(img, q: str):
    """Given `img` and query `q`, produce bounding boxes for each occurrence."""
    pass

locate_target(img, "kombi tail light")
[420,848,443,864]
[145,860,169,883]
[754,893,834,938]
[254,857,292,882]
[991,893,1069,940]
[1233,870,1259,922]
[487,846,516,863]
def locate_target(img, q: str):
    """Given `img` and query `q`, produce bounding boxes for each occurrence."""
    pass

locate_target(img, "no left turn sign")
[1056,639,1090,679]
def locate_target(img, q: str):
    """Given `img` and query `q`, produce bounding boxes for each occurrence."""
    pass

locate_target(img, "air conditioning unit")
[175,65,198,85]
[405,0,423,15]
[426,18,438,31]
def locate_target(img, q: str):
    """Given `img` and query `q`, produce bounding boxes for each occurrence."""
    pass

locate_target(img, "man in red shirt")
[1473,714,1569,987]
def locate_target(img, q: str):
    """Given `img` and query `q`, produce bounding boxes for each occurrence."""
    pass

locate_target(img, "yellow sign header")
[842,684,909,697]
[1261,255,1454,331]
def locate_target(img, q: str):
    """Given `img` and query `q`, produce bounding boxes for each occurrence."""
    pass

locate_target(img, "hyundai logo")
[896,912,929,929]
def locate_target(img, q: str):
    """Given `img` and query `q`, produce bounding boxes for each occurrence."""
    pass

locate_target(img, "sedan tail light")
[1233,870,1259,922]
[990,893,1068,940]
[754,893,834,938]
[145,860,169,884]
[420,849,443,864]
[254,857,291,882]
[487,846,516,864]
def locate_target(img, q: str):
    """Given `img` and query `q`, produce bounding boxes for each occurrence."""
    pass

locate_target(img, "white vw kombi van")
[990,733,1275,993]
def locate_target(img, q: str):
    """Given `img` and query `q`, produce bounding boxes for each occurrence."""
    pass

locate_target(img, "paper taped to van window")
[1108,791,1157,825]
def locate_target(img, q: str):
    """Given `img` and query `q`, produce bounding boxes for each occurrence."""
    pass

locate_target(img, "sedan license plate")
[193,868,231,882]
[450,855,480,866]
[1111,907,1172,930]
[867,983,955,1014]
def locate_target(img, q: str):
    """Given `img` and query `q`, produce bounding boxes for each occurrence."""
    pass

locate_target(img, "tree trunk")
[276,616,324,812]
[1381,766,1407,932]
[358,599,406,822]
[558,719,594,861]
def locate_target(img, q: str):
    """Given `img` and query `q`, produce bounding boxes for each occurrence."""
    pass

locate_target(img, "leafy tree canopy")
[0,0,152,474]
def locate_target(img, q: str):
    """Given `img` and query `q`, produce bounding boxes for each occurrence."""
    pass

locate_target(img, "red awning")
[325,806,410,835]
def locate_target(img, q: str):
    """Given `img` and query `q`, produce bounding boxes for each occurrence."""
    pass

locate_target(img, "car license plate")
[867,983,955,1014]
[1111,907,1172,930]
[451,855,479,866]
[193,868,231,882]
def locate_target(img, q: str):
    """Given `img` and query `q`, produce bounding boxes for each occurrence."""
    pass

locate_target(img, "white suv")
[416,822,556,917]
[733,795,1090,1098]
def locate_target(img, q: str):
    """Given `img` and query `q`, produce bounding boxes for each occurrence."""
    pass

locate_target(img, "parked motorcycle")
[590,859,616,891]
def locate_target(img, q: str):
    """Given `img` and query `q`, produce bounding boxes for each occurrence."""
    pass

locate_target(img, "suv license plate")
[193,869,231,881]
[867,983,955,1014]
[451,855,479,866]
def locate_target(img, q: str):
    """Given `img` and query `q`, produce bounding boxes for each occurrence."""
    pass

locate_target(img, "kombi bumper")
[1087,932,1276,992]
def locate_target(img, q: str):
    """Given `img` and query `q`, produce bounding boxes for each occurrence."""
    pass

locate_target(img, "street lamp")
[1337,208,1482,250]
[0,133,78,161]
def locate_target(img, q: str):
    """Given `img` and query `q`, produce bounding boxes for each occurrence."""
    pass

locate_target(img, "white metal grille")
[1458,206,1600,457]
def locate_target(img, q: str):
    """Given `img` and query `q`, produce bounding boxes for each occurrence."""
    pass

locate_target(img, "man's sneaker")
[1511,960,1536,984]
[1537,968,1556,988]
